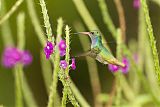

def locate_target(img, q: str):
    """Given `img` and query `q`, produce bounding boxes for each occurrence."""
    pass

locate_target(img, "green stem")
[17,12,25,50]
[0,0,14,46]
[61,25,71,107]
[138,5,145,71]
[47,18,63,107]
[17,12,38,107]
[21,72,38,107]
[39,0,53,42]
[62,87,67,107]
[59,69,80,107]
[141,0,160,85]
[26,0,46,46]
[0,0,24,25]
[97,0,117,39]
[65,25,70,74]
[40,50,52,93]
[47,56,60,107]
[14,65,23,107]
[145,33,160,101]
[60,25,80,107]
[13,12,26,107]
[115,29,122,106]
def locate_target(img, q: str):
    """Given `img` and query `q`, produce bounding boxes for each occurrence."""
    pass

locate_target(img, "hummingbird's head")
[89,30,100,38]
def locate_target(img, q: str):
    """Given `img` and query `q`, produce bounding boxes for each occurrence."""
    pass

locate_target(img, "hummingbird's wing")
[74,46,102,62]
[74,50,97,58]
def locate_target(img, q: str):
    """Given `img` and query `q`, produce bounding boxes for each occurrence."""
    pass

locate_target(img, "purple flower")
[58,40,66,56]
[1,47,33,68]
[71,58,76,70]
[60,50,66,57]
[44,42,54,59]
[60,60,68,69]
[2,47,21,68]
[108,64,119,72]
[58,40,66,51]
[21,51,33,66]
[133,0,140,9]
[121,57,130,74]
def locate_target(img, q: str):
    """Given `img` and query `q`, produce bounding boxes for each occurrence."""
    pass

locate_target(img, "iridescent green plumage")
[74,30,125,67]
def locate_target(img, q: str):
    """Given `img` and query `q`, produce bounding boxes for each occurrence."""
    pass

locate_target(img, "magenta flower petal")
[133,0,140,9]
[60,50,66,56]
[121,57,130,74]
[44,42,54,59]
[2,47,21,68]
[71,58,76,70]
[58,40,66,51]
[60,60,68,69]
[45,53,50,59]
[21,51,33,66]
[108,64,119,72]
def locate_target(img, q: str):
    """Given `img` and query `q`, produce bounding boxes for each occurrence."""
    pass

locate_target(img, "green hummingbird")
[73,30,125,67]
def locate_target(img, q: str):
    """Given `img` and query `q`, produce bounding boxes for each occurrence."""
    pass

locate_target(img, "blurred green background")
[0,0,160,106]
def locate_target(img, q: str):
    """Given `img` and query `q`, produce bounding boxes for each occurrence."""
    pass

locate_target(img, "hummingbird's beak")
[72,32,90,35]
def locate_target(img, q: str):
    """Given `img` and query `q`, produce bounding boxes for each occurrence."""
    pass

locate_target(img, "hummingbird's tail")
[115,60,125,67]
[109,58,125,67]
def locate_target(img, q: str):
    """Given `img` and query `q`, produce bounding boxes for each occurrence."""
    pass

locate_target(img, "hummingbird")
[73,30,125,67]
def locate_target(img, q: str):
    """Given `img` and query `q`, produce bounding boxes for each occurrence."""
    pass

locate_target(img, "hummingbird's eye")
[91,32,94,34]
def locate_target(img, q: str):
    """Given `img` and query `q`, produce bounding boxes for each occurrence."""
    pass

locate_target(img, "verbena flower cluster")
[44,39,76,70]
[44,42,54,59]
[108,57,130,74]
[58,40,66,56]
[44,40,67,59]
[2,47,33,68]
[60,58,76,70]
